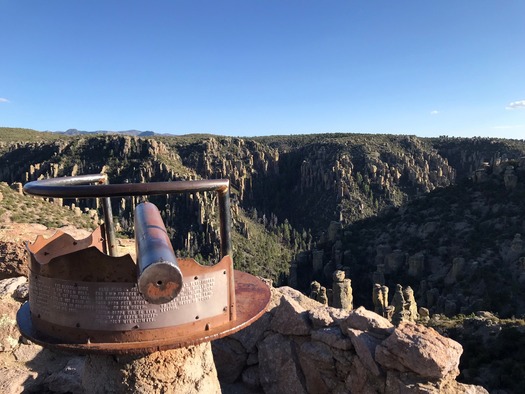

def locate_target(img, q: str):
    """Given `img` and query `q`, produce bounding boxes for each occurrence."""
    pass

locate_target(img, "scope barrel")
[134,202,183,304]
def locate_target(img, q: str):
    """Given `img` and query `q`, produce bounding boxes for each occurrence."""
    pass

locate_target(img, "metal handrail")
[23,176,232,259]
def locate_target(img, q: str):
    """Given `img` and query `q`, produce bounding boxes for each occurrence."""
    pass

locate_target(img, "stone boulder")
[375,322,463,380]
[83,343,220,394]
[0,242,29,280]
[340,306,393,337]
[258,333,307,394]
[0,278,26,352]
[212,337,247,384]
[270,295,311,336]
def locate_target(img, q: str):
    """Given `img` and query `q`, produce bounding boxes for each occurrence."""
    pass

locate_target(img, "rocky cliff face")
[333,157,525,318]
[431,136,525,180]
[1,132,524,290]
[0,132,460,283]
[0,133,457,227]
[239,134,455,231]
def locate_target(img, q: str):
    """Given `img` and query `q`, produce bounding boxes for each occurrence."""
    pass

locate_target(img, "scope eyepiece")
[135,202,183,304]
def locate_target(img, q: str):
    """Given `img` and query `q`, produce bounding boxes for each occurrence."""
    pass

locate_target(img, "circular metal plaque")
[17,270,271,355]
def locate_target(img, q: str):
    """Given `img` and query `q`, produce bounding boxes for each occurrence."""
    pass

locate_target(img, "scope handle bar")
[23,175,232,259]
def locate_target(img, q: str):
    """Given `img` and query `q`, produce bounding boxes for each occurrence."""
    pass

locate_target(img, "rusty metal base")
[17,271,270,355]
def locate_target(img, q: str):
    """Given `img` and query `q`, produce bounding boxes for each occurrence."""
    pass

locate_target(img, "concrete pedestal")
[82,342,220,394]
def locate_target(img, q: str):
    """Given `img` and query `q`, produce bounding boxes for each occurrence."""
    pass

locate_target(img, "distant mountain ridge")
[57,128,159,137]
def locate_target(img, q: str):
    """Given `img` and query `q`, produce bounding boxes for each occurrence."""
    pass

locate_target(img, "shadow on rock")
[21,348,84,394]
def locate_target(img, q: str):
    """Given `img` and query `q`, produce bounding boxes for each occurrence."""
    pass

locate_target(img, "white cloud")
[430,110,439,115]
[506,100,525,110]
[0,98,9,103]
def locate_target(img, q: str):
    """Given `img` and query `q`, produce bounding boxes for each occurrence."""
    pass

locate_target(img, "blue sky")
[1,1,524,138]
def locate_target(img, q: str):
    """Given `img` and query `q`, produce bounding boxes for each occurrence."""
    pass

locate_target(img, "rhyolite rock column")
[318,286,328,305]
[82,342,220,394]
[309,280,321,300]
[309,280,329,305]
[373,283,384,316]
[392,284,408,326]
[403,285,419,322]
[332,270,353,310]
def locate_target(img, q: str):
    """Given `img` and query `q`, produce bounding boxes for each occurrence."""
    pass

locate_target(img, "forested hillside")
[1,127,524,288]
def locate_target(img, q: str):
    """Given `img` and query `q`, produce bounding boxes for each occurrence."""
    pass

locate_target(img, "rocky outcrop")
[83,344,220,394]
[0,243,28,280]
[213,286,488,394]
[4,133,515,289]
[376,322,462,379]
[373,283,390,317]
[308,280,329,305]
[432,136,525,180]
[269,135,456,231]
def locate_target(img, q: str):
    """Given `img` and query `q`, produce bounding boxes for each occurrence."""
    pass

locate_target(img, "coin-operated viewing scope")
[16,174,270,355]
[134,202,183,304]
